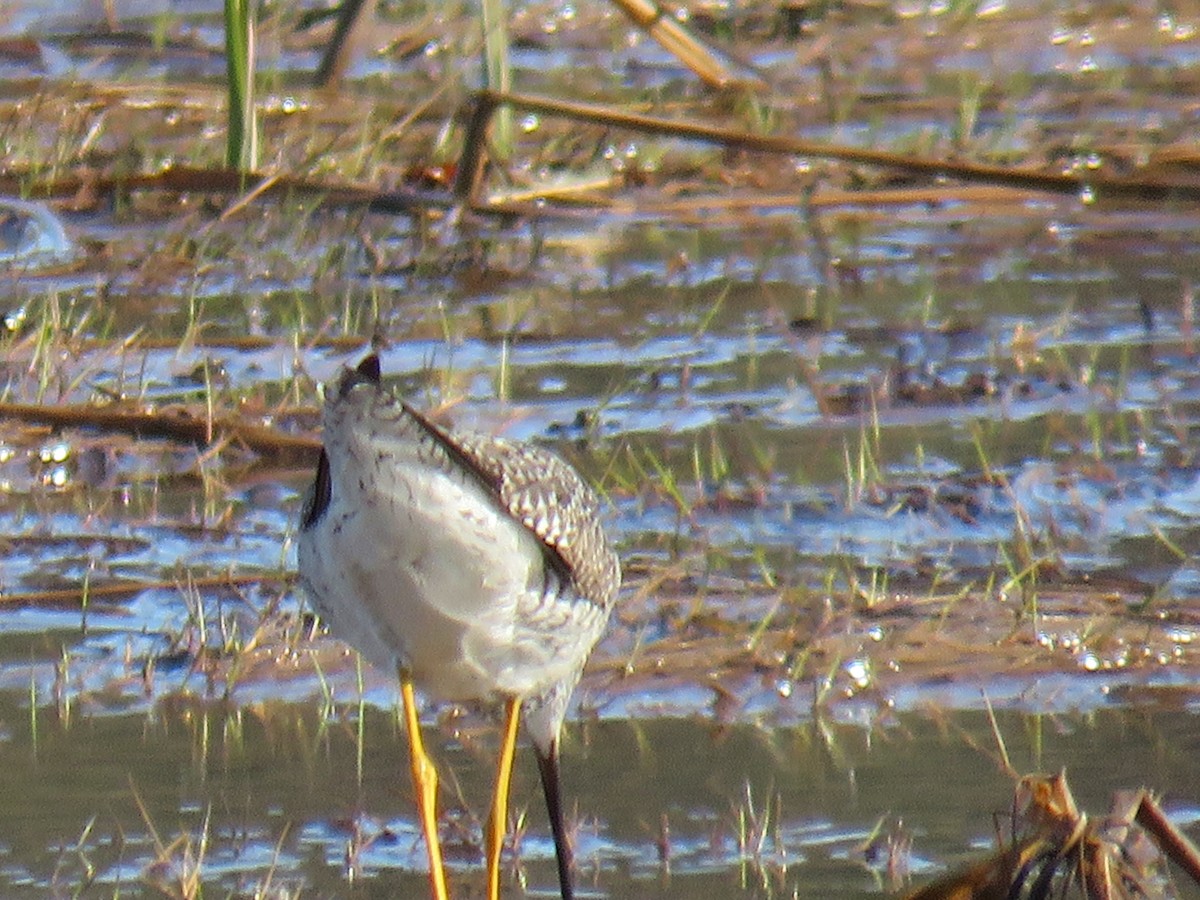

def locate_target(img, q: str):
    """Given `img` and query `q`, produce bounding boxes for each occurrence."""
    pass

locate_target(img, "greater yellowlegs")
[297,353,620,900]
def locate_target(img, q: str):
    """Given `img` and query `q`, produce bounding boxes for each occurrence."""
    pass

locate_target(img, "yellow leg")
[401,672,450,900]
[486,698,521,900]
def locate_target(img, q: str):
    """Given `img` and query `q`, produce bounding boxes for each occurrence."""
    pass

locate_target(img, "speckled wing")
[401,403,621,611]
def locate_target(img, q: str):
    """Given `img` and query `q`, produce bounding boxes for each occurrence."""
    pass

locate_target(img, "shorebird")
[297,353,620,900]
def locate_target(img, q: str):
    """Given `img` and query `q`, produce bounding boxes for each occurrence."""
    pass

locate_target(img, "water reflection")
[0,694,1195,897]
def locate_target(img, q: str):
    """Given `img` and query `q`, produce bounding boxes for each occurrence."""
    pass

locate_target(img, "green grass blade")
[224,0,258,171]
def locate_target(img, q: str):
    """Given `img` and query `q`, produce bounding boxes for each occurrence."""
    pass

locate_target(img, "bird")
[297,352,621,900]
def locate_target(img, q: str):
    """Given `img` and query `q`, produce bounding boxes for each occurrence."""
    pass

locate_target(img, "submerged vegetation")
[0,0,1198,896]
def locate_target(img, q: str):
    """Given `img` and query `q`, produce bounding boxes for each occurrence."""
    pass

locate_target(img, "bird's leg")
[535,740,574,900]
[486,698,521,900]
[400,670,450,900]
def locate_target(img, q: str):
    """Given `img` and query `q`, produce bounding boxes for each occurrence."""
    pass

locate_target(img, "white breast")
[297,407,596,703]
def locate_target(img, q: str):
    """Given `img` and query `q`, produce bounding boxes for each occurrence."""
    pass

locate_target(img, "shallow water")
[1,699,1197,898]
[1,0,1200,896]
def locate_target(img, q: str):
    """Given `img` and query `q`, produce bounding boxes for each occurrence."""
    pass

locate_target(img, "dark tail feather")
[300,449,331,529]
[535,742,574,900]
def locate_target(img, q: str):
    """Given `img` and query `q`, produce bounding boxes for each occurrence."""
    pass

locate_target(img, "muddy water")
[2,1,1200,897]
[0,699,1197,899]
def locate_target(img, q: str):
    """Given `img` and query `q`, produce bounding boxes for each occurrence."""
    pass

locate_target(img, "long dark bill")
[535,742,575,900]
[336,352,382,399]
